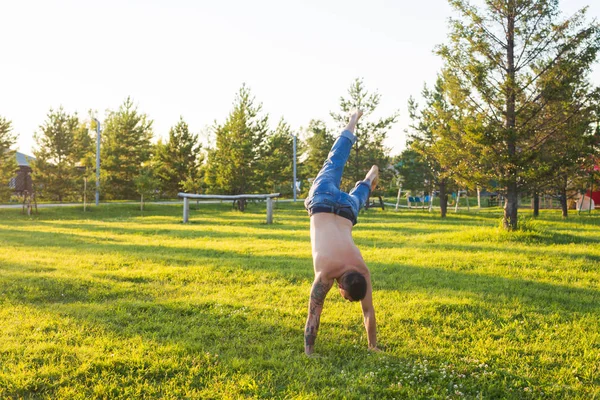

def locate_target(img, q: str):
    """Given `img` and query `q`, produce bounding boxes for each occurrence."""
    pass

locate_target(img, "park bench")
[177,193,281,224]
[366,195,385,210]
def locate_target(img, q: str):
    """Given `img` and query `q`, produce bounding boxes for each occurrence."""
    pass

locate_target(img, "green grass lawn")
[0,202,598,399]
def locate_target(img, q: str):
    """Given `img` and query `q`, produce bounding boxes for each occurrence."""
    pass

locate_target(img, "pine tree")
[32,108,85,202]
[75,114,99,204]
[134,164,160,211]
[204,85,269,209]
[330,78,399,191]
[259,119,295,195]
[532,97,599,217]
[394,148,433,194]
[154,117,202,198]
[101,97,153,200]
[526,47,600,218]
[181,151,206,196]
[437,0,600,229]
[406,78,461,217]
[303,119,335,181]
[0,117,17,201]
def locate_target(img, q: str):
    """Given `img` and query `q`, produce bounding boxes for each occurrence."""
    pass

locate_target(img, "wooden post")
[183,196,189,223]
[266,197,273,224]
[477,187,481,209]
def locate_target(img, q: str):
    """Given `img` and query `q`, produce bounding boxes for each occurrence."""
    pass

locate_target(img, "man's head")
[338,271,367,302]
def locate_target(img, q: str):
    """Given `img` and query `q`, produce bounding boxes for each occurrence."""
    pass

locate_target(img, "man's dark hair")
[339,272,367,301]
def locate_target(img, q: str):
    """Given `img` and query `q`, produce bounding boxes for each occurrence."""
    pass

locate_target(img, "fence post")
[266,197,273,224]
[183,196,189,223]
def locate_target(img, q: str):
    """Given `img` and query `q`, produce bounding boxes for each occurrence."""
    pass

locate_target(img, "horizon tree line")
[3,0,600,232]
[0,78,399,207]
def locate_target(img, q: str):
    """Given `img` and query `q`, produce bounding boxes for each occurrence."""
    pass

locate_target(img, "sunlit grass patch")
[0,203,599,398]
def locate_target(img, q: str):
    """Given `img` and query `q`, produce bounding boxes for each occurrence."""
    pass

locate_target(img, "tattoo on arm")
[304,279,332,348]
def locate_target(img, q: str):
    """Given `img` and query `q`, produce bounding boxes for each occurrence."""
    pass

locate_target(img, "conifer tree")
[0,117,17,201]
[303,119,335,181]
[437,0,600,229]
[204,85,268,209]
[101,97,153,200]
[406,78,460,217]
[154,117,202,197]
[134,163,160,211]
[259,119,295,195]
[331,78,398,191]
[33,108,86,202]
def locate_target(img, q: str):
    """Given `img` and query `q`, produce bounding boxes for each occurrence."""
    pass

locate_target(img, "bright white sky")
[2,0,599,156]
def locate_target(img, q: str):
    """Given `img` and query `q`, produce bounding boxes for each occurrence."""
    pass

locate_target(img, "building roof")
[16,152,35,167]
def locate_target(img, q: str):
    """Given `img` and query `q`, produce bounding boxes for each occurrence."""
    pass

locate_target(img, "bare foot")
[350,109,363,121]
[366,165,379,191]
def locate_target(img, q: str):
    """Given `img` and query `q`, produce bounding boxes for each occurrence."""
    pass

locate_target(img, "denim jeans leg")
[349,180,371,211]
[311,130,356,191]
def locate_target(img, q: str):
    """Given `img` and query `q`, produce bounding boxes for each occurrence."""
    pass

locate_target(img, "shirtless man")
[303,109,379,355]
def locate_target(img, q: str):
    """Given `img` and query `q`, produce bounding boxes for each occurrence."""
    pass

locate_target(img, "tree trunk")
[439,180,447,218]
[141,194,144,211]
[237,198,246,211]
[560,187,568,218]
[503,182,519,230]
[532,191,539,217]
[503,7,518,230]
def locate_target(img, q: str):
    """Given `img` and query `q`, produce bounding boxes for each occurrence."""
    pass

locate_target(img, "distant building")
[8,152,35,194]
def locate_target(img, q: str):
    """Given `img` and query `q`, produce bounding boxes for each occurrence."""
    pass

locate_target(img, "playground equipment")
[453,190,470,212]
[395,186,404,211]
[394,186,436,212]
[577,193,596,213]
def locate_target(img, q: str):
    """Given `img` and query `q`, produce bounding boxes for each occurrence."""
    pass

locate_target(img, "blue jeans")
[304,130,371,225]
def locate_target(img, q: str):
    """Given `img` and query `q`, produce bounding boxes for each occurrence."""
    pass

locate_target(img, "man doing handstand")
[303,109,379,355]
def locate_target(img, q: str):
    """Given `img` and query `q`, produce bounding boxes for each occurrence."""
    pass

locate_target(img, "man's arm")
[361,276,378,350]
[304,275,333,355]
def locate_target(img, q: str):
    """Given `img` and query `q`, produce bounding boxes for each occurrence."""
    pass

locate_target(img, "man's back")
[310,213,367,279]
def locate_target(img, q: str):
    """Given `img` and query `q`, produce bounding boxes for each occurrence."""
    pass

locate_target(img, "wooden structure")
[177,193,280,224]
[10,152,35,195]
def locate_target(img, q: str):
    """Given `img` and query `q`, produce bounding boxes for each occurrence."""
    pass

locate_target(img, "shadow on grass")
[1,222,598,319]
[0,262,156,304]
[373,262,599,316]
[27,220,311,244]
[1,204,598,397]
[1,270,546,399]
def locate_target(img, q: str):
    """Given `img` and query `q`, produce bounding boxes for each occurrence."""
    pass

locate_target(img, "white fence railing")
[177,193,281,224]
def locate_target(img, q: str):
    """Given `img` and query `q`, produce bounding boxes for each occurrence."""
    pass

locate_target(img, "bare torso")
[310,213,368,280]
